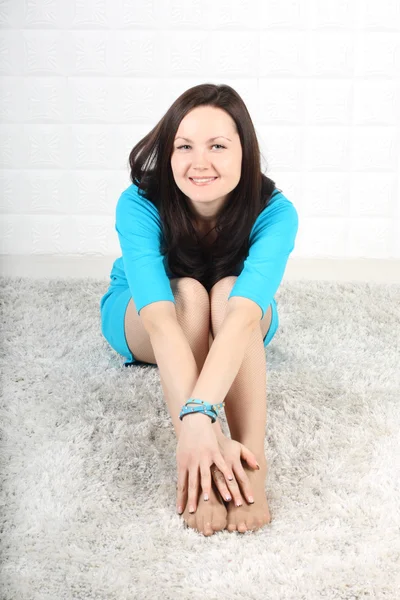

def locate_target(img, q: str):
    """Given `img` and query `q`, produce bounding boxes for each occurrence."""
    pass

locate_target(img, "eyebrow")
[174,136,232,143]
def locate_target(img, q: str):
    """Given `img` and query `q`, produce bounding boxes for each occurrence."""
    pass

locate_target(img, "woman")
[100,83,299,536]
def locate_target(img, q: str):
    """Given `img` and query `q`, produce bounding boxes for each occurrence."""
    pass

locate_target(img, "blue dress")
[100,182,299,366]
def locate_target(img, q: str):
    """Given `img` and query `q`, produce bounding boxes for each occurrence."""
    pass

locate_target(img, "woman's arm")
[147,318,227,439]
[148,307,258,435]
[150,310,260,512]
[189,307,259,407]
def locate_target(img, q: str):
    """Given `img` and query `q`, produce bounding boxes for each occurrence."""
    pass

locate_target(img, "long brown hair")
[128,83,280,292]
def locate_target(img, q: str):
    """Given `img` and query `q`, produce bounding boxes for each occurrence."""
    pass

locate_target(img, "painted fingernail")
[236,501,242,507]
[228,475,234,481]
[177,506,183,514]
[189,506,195,513]
[226,495,232,501]
[204,493,209,501]
[248,496,254,503]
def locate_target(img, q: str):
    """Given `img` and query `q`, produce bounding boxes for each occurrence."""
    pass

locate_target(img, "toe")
[187,516,196,529]
[203,521,214,536]
[264,512,272,524]
[248,520,259,531]
[212,515,227,532]
[237,522,248,533]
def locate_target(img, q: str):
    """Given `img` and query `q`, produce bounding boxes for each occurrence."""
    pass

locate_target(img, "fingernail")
[236,501,242,507]
[228,475,233,481]
[177,506,183,514]
[248,496,254,503]
[256,463,260,470]
[225,495,232,501]
[204,494,209,501]
[189,506,195,513]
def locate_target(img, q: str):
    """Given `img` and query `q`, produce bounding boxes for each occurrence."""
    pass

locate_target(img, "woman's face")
[170,105,242,225]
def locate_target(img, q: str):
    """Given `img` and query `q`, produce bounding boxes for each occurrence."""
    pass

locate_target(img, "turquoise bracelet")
[179,398,225,424]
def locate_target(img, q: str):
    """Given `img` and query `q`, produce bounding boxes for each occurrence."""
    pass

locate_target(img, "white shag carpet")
[0,276,399,600]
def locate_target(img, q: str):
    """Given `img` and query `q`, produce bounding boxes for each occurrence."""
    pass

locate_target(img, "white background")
[0,0,399,280]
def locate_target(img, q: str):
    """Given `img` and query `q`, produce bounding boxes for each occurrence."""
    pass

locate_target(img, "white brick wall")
[0,0,399,277]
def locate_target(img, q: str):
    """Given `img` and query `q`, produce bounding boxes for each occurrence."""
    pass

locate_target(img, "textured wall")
[0,1,399,261]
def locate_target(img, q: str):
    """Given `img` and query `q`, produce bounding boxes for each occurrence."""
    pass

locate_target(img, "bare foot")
[181,478,227,536]
[226,456,271,533]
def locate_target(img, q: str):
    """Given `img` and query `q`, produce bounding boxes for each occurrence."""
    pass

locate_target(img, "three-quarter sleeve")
[115,184,176,316]
[228,193,299,320]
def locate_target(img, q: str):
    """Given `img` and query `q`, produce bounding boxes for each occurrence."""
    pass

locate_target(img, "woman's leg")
[124,277,228,535]
[209,277,272,457]
[209,276,272,532]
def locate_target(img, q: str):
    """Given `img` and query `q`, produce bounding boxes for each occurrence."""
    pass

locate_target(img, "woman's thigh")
[123,295,158,365]
[100,286,152,367]
[101,280,191,367]
[123,277,209,366]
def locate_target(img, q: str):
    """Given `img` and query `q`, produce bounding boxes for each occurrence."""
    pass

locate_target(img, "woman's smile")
[189,177,218,186]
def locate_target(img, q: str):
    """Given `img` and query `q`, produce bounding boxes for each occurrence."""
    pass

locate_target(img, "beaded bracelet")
[179,397,225,424]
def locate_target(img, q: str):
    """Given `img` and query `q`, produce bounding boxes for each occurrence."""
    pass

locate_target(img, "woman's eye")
[176,144,226,150]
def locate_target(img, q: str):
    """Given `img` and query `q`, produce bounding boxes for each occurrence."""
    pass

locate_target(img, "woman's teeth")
[190,177,217,186]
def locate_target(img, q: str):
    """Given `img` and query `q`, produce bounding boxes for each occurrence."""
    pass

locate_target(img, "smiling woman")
[100,82,299,536]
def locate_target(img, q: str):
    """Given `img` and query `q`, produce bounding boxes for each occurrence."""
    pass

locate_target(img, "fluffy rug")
[1,276,399,599]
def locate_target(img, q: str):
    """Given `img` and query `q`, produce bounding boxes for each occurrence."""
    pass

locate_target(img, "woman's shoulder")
[251,189,298,234]
[258,188,296,217]
[115,182,163,238]
[117,182,161,217]
[119,181,156,205]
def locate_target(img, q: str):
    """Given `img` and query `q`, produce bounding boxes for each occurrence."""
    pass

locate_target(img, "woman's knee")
[209,276,272,341]
[209,276,238,329]
[209,276,238,301]
[170,277,211,317]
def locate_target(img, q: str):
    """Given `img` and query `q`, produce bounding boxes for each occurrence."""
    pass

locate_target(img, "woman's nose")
[192,150,210,167]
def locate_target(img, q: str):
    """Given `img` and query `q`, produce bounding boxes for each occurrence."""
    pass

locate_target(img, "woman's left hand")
[212,433,259,506]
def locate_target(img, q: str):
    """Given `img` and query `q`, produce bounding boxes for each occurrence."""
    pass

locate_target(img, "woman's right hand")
[175,413,234,515]
[212,434,259,506]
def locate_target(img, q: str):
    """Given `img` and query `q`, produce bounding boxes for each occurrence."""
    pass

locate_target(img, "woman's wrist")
[181,412,213,426]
